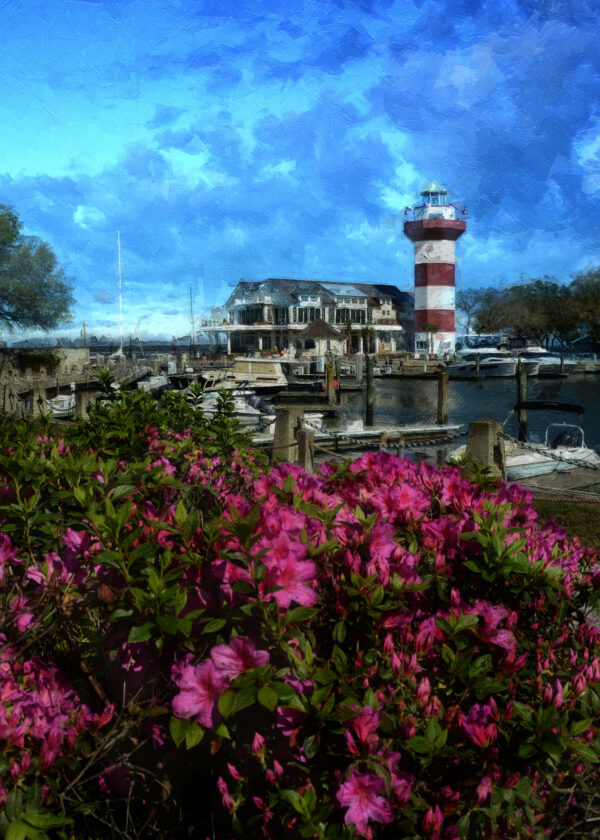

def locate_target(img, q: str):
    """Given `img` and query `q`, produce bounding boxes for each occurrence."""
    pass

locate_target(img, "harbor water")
[334,373,600,457]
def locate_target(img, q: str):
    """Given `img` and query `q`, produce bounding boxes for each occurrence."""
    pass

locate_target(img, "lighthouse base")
[415,331,455,357]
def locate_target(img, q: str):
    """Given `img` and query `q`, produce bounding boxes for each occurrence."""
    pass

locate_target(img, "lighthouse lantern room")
[403,181,466,355]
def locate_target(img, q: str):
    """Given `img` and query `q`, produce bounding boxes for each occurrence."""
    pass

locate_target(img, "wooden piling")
[465,419,506,479]
[325,363,335,405]
[475,356,481,377]
[355,353,363,385]
[272,407,303,462]
[437,371,449,425]
[365,355,374,427]
[517,367,528,441]
[297,428,315,474]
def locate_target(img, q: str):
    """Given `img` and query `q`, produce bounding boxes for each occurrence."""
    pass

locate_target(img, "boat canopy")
[513,401,584,414]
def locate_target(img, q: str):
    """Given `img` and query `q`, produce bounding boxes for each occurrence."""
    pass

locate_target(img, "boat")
[187,386,276,428]
[137,374,171,394]
[44,394,76,418]
[516,351,577,377]
[450,401,600,480]
[200,357,288,395]
[445,354,518,377]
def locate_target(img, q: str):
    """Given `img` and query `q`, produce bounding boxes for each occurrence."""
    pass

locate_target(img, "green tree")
[455,288,486,334]
[0,204,74,331]
[570,268,600,343]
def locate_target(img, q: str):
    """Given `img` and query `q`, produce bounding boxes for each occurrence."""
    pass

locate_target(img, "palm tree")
[361,325,374,354]
[345,317,353,356]
[423,322,439,358]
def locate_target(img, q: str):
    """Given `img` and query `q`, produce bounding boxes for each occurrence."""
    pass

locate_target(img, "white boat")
[450,401,600,480]
[517,352,577,376]
[445,354,518,377]
[44,394,76,418]
[137,374,170,393]
[200,357,288,395]
[189,388,276,428]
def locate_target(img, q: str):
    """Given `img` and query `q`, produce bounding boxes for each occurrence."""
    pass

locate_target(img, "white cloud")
[73,205,107,229]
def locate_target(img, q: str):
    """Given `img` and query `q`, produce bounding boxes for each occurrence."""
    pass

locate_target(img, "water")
[335,373,600,454]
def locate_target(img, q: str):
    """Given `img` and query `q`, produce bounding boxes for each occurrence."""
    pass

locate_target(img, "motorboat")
[188,387,275,429]
[517,351,577,377]
[44,394,76,418]
[445,354,518,377]
[137,374,171,394]
[450,401,600,480]
[200,357,288,395]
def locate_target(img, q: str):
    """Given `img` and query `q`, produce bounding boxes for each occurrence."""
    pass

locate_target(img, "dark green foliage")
[0,204,74,332]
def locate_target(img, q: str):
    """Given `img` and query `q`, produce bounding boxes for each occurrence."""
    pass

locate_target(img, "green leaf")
[407,735,433,754]
[571,740,599,763]
[232,686,256,715]
[203,618,227,634]
[540,732,564,758]
[127,622,154,643]
[218,689,236,718]
[6,820,27,840]
[280,789,307,816]
[454,613,480,633]
[169,716,191,748]
[257,685,278,711]
[185,721,205,749]
[332,645,347,674]
[332,621,346,643]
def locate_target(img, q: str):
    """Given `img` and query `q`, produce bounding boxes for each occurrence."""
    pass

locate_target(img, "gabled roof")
[297,318,343,339]
[353,283,414,306]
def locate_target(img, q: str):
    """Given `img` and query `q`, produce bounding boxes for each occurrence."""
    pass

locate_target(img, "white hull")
[446,357,518,377]
[44,395,76,418]
[505,446,600,480]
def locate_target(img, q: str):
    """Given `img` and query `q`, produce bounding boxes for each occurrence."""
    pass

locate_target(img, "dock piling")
[325,363,335,405]
[517,368,528,441]
[465,419,506,479]
[272,407,303,462]
[437,371,449,425]
[365,355,374,426]
[297,428,315,474]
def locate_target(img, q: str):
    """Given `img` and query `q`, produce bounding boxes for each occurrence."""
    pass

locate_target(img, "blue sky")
[1,0,600,340]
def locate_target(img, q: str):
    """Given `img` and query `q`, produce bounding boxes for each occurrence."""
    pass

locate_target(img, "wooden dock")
[252,422,463,451]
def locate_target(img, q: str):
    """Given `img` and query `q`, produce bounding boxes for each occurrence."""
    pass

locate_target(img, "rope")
[300,416,468,451]
[499,431,600,472]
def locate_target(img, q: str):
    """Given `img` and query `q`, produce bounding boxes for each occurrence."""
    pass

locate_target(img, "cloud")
[73,205,107,230]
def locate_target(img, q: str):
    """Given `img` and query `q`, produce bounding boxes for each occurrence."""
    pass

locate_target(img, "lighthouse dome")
[414,180,455,220]
[421,180,447,195]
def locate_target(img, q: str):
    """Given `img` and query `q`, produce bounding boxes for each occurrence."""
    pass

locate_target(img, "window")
[416,340,427,350]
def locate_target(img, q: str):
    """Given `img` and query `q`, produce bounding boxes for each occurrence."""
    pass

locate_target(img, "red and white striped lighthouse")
[403,181,466,355]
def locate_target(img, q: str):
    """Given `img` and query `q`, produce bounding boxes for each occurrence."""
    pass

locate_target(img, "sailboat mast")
[117,231,124,355]
[189,285,195,356]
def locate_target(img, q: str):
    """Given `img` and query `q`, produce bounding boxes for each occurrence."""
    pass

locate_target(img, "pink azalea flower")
[476,775,493,804]
[210,637,269,680]
[337,770,393,838]
[171,658,225,728]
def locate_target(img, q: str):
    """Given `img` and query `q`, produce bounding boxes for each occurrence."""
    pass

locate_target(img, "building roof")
[319,282,368,297]
[421,180,447,194]
[352,283,414,306]
[297,318,343,339]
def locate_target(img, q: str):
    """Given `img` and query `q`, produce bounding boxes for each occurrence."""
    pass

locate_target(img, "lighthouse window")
[431,194,439,205]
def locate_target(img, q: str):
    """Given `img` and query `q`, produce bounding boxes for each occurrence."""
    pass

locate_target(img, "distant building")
[213,278,413,355]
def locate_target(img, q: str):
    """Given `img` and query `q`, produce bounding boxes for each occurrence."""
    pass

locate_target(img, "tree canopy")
[0,204,74,332]
[456,272,600,348]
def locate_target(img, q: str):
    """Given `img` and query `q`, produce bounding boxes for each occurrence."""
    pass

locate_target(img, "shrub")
[1,394,600,838]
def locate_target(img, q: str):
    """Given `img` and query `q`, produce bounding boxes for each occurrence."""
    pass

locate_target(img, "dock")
[252,422,463,452]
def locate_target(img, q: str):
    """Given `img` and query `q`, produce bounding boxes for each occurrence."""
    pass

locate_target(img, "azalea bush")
[1,389,600,838]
